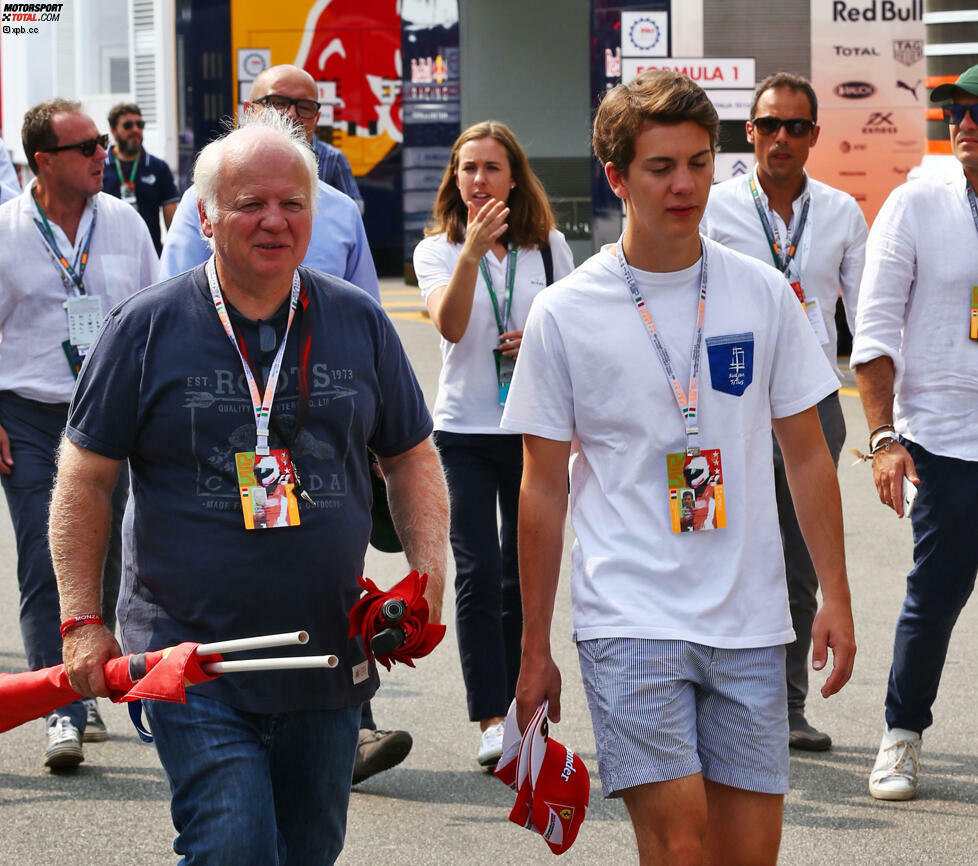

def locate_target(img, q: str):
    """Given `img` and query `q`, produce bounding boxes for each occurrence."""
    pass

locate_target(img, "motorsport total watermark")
[1,2,62,23]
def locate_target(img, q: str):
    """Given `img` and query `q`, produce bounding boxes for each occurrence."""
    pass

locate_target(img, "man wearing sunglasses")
[102,103,180,256]
[702,72,867,754]
[851,63,978,802]
[161,65,378,302]
[0,99,157,770]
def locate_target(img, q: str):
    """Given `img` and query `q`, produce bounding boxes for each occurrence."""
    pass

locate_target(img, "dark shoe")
[789,715,832,751]
[83,698,108,742]
[352,728,412,785]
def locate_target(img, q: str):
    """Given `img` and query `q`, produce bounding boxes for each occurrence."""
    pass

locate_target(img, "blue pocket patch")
[706,332,754,396]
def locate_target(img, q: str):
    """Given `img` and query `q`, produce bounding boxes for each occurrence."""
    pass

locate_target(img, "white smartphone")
[902,476,918,518]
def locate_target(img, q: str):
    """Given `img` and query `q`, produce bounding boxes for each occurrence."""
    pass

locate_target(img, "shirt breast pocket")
[706,332,754,397]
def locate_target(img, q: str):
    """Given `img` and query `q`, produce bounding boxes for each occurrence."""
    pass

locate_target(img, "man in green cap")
[851,63,978,802]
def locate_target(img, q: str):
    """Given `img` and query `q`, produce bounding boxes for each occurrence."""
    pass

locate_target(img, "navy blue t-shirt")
[102,148,179,255]
[66,265,433,713]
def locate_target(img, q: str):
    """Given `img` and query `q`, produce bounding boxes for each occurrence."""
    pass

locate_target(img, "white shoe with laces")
[44,715,84,770]
[477,721,505,768]
[869,726,921,801]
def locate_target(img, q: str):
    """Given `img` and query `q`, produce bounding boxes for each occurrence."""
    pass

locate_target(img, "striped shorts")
[577,638,789,798]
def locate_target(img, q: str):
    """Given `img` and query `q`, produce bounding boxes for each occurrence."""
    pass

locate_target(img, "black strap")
[540,242,553,286]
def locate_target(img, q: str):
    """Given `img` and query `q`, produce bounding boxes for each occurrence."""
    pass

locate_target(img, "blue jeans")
[434,431,523,722]
[0,391,127,731]
[885,440,978,733]
[144,694,360,865]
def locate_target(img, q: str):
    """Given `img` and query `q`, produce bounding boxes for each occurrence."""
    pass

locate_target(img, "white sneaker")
[869,727,921,801]
[477,721,505,767]
[44,715,84,770]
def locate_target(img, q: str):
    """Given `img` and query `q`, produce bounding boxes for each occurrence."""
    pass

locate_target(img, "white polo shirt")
[701,167,867,377]
[501,238,838,648]
[414,229,574,434]
[0,187,159,404]
[850,163,978,462]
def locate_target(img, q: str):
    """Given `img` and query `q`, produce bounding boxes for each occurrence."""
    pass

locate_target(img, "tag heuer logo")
[893,39,923,67]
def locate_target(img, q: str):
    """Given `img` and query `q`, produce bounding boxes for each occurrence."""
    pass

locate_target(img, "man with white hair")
[160,65,378,300]
[48,109,449,863]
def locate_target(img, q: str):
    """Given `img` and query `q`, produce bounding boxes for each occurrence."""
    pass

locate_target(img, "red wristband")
[60,614,104,638]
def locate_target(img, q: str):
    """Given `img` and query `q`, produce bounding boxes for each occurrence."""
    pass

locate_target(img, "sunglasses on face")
[42,133,109,158]
[121,119,145,130]
[254,94,321,120]
[942,104,978,125]
[750,117,816,137]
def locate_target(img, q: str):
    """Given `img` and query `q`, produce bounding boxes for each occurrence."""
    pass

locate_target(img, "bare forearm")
[429,254,480,342]
[782,447,850,604]
[518,477,567,654]
[49,445,117,618]
[854,355,896,431]
[383,441,449,623]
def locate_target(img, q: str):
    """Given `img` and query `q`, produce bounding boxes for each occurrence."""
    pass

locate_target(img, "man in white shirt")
[0,137,20,203]
[702,72,867,752]
[503,70,855,865]
[0,99,158,770]
[852,63,978,802]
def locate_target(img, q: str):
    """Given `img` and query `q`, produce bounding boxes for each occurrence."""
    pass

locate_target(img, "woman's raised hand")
[461,199,509,262]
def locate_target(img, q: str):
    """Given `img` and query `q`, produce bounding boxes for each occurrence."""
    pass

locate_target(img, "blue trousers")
[145,694,360,865]
[0,392,127,731]
[885,439,978,733]
[434,431,523,722]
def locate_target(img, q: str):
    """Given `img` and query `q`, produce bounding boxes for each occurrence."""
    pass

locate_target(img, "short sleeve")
[501,297,575,441]
[369,312,434,457]
[159,161,180,205]
[342,204,380,302]
[549,230,576,282]
[65,312,143,459]
[413,235,457,300]
[768,276,839,419]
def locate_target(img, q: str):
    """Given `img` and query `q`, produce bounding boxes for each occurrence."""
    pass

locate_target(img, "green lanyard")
[748,174,809,275]
[113,149,139,188]
[478,246,518,335]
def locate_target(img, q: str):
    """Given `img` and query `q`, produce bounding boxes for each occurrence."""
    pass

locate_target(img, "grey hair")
[193,106,319,246]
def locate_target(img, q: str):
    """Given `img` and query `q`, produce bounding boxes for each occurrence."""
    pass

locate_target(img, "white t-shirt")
[414,228,574,434]
[0,187,159,404]
[501,237,839,648]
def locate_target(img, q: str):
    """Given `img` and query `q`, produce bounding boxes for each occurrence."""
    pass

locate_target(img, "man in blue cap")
[852,62,978,801]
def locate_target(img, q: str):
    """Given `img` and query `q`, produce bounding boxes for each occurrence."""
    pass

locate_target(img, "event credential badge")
[235,449,301,530]
[666,449,726,533]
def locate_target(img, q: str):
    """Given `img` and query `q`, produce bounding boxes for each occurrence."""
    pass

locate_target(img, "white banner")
[621,57,755,89]
[807,0,925,223]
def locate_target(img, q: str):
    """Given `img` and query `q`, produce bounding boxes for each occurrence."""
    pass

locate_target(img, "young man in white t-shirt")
[501,70,856,865]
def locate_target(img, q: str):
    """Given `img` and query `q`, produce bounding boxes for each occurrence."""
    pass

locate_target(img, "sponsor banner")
[621,57,755,89]
[706,89,753,121]
[713,153,752,184]
[808,0,924,222]
[621,11,669,57]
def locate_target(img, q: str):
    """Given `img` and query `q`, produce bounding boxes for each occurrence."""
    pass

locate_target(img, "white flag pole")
[201,655,338,674]
[196,631,309,656]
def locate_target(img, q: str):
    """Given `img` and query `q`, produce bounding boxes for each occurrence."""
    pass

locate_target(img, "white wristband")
[870,430,896,453]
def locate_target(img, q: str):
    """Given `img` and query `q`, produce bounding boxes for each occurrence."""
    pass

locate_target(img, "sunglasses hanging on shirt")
[750,117,816,138]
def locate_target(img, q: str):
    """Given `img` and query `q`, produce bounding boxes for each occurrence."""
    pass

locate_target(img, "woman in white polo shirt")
[413,121,573,768]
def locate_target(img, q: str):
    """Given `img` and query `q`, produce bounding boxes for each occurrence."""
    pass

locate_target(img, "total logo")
[833,46,880,57]
[832,0,923,22]
[835,81,876,99]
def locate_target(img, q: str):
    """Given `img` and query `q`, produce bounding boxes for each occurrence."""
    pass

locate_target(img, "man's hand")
[62,625,122,697]
[811,595,856,698]
[872,441,919,518]
[0,422,13,475]
[515,647,562,732]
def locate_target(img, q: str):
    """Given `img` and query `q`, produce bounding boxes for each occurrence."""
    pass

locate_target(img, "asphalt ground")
[0,277,976,864]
